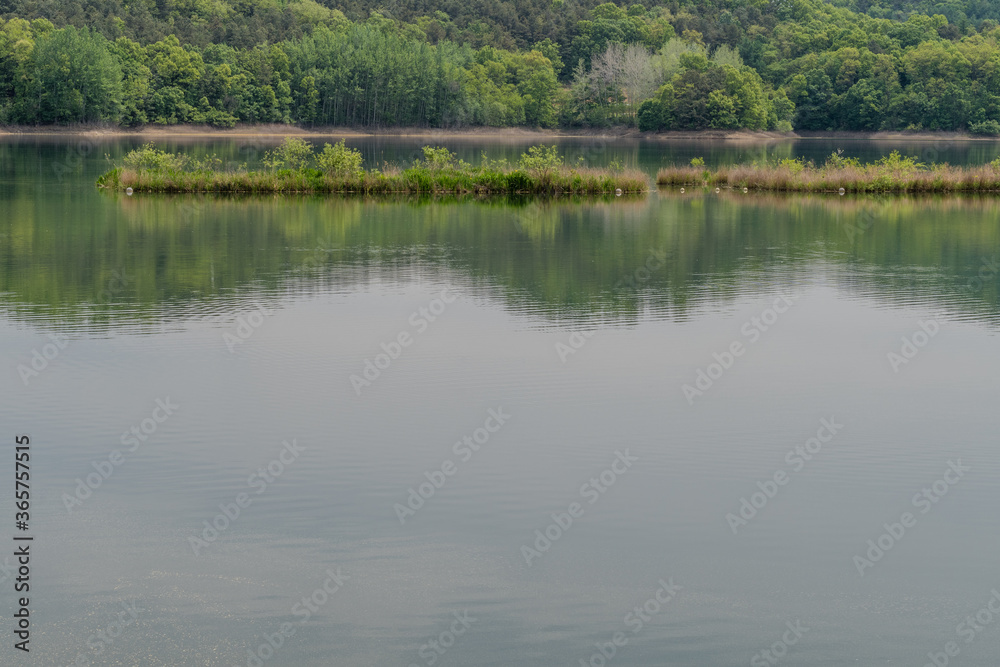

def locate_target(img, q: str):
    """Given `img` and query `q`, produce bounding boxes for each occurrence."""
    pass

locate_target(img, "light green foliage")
[192,154,224,171]
[479,151,511,171]
[122,143,188,171]
[655,38,707,81]
[711,44,743,69]
[533,38,564,75]
[825,150,862,168]
[286,0,349,28]
[875,150,926,174]
[420,146,460,170]
[518,145,563,173]
[316,140,363,177]
[461,46,559,127]
[779,157,805,174]
[263,137,314,171]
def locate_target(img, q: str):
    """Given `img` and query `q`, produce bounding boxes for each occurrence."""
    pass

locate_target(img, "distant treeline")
[5,0,1000,132]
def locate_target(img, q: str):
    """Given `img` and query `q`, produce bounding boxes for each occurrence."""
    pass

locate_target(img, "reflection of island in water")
[2,191,998,330]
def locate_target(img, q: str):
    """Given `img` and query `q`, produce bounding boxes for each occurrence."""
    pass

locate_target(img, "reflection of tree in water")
[1,191,998,330]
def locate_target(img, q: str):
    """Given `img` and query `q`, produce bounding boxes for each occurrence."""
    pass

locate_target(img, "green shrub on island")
[262,137,314,171]
[316,140,365,178]
[657,151,1000,193]
[98,139,649,195]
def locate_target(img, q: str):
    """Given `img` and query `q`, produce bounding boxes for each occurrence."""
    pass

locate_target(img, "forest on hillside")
[3,0,1000,132]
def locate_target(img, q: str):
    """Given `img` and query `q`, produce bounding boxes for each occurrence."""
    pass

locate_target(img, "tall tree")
[21,26,122,123]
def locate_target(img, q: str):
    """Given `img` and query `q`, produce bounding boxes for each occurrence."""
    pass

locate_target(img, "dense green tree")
[0,18,39,121]
[20,26,122,123]
[510,50,560,127]
[109,36,151,125]
[637,82,674,130]
[12,0,1000,133]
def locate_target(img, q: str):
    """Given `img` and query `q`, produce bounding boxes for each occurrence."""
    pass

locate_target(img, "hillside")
[3,0,1000,133]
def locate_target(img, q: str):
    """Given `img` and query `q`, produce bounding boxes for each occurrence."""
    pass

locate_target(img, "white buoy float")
[839,187,845,195]
[125,187,133,196]
[615,188,622,196]
[715,187,720,193]
[680,187,685,193]
[743,187,748,193]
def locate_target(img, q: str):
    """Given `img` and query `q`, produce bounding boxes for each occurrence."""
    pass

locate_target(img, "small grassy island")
[658,152,1000,194]
[98,140,648,195]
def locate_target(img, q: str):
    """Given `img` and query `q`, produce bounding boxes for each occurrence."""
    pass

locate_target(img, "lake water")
[1,136,999,666]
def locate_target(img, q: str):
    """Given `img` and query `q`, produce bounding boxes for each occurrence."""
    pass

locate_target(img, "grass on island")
[97,139,648,195]
[657,151,1000,193]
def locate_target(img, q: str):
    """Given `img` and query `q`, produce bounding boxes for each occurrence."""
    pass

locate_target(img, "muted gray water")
[1,138,999,666]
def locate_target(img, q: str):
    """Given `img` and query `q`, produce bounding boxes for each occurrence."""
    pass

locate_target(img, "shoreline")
[3,123,998,142]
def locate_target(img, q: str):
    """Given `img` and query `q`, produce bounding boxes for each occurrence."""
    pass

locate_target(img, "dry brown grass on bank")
[657,152,1000,193]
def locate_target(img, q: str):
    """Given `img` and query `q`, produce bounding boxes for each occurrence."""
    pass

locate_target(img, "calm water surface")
[1,138,998,666]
